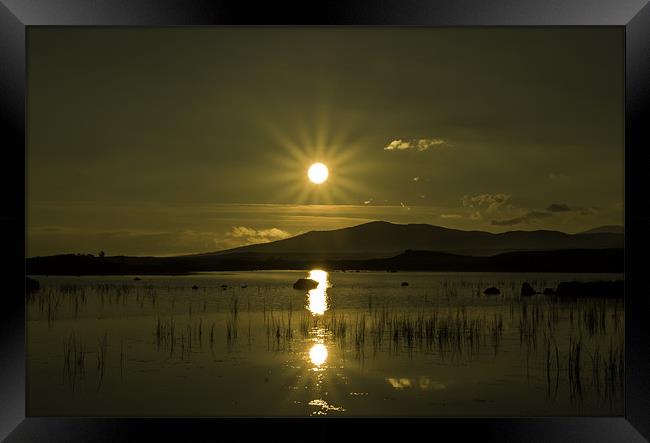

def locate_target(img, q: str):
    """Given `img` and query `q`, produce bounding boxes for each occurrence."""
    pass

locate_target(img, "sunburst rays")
[245,98,373,206]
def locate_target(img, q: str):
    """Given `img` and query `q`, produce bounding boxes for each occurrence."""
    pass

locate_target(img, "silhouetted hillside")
[198,221,623,258]
[27,222,624,275]
[353,248,623,273]
[27,248,623,275]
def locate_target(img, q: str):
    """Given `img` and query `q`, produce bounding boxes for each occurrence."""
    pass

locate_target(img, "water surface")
[27,270,624,416]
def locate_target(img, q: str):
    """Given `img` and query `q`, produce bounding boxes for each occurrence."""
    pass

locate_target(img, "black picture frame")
[2,1,649,441]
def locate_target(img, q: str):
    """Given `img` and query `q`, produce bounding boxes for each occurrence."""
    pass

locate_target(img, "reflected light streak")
[306,269,330,316]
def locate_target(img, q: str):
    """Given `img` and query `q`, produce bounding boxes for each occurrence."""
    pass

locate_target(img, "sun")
[307,162,329,184]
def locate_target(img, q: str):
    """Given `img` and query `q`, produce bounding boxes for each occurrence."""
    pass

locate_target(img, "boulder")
[293,278,319,290]
[521,282,536,296]
[483,286,500,295]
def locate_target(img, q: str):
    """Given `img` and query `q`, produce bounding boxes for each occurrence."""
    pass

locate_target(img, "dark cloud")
[547,203,571,212]
[491,211,552,226]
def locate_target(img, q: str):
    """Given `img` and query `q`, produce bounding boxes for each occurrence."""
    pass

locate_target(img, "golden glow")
[386,378,412,389]
[308,399,346,414]
[308,162,329,184]
[309,343,328,366]
[244,87,377,206]
[306,269,330,315]
[386,377,447,391]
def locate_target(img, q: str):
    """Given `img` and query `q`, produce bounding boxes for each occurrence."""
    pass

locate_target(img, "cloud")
[546,203,598,215]
[547,203,571,212]
[462,193,510,207]
[384,138,448,151]
[491,211,552,226]
[226,226,292,245]
[462,193,511,213]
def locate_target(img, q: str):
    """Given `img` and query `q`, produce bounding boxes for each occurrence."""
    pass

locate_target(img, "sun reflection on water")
[301,270,345,414]
[306,269,330,316]
[309,343,328,366]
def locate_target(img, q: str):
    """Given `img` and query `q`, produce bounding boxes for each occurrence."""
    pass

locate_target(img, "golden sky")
[27,27,624,256]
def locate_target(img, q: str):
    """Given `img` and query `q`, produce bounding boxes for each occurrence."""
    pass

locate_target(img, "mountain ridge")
[192,220,623,258]
[579,225,624,235]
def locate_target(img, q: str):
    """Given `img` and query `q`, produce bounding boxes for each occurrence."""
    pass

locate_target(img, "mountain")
[579,225,624,235]
[201,221,624,258]
[26,221,624,275]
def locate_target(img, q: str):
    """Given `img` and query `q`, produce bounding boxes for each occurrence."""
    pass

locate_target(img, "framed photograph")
[2,0,649,441]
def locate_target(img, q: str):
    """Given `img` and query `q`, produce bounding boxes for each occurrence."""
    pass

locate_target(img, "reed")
[96,332,108,388]
[119,339,126,380]
[62,331,86,389]
[38,276,623,406]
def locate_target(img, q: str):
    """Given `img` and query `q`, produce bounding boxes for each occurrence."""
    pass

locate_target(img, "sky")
[27,27,624,257]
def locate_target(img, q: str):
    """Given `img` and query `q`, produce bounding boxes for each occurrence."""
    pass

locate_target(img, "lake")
[26,270,624,416]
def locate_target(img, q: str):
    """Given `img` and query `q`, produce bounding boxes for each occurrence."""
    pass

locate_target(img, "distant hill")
[26,248,623,275]
[356,248,623,273]
[579,225,624,235]
[26,221,625,275]
[200,221,623,258]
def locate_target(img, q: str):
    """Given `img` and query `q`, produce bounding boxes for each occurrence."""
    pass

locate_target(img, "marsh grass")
[119,339,126,380]
[264,310,294,351]
[38,276,623,404]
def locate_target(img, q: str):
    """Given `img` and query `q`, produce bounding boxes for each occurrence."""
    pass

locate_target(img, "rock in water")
[543,288,556,295]
[401,282,409,287]
[26,277,40,292]
[191,285,199,290]
[521,282,536,296]
[483,286,500,295]
[293,278,319,290]
[133,277,141,281]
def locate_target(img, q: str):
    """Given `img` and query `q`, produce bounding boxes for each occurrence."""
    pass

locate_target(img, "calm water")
[27,270,624,416]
